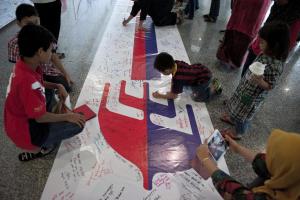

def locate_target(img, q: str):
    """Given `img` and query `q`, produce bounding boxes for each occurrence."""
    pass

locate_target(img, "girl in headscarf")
[241,0,300,77]
[194,129,300,199]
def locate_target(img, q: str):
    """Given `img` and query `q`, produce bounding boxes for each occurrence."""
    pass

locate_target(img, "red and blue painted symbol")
[99,19,202,190]
[131,19,161,80]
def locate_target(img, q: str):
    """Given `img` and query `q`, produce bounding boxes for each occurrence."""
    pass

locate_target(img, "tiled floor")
[0,0,299,199]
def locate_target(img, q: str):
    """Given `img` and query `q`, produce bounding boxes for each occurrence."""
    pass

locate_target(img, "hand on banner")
[152,91,178,99]
[152,91,162,98]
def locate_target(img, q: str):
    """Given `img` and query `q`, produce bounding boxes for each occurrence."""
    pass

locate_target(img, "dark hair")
[18,24,56,58]
[154,52,175,71]
[259,21,290,60]
[16,4,38,22]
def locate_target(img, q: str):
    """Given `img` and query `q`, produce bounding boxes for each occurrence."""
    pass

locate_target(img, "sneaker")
[212,78,222,95]
[18,146,56,162]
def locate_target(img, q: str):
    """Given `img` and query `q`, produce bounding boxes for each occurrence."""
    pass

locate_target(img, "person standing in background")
[31,0,61,41]
[31,0,65,58]
[203,0,220,23]
[184,0,199,20]
[216,0,271,69]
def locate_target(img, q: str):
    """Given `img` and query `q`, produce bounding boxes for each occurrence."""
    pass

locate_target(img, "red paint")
[98,81,149,188]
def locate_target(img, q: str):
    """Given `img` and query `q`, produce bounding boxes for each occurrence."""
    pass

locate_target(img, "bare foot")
[220,113,235,126]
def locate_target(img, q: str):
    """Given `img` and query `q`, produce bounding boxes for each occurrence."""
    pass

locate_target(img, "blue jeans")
[41,90,84,148]
[45,89,56,112]
[231,116,250,135]
[209,0,220,19]
[191,80,211,102]
[42,122,83,148]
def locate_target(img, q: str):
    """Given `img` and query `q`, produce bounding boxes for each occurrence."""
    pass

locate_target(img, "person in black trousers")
[145,0,183,26]
[33,0,62,41]
[33,0,65,58]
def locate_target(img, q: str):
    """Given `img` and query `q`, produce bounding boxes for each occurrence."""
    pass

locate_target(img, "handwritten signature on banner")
[99,184,127,200]
[153,174,171,190]
[41,0,223,199]
[86,160,114,186]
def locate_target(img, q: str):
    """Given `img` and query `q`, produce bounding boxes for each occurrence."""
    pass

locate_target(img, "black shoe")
[203,14,210,19]
[18,146,56,162]
[204,16,216,23]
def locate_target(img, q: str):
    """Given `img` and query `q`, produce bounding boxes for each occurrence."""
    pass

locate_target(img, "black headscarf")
[266,0,300,25]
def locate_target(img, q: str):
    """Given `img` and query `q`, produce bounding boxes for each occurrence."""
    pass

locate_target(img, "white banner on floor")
[41,0,228,199]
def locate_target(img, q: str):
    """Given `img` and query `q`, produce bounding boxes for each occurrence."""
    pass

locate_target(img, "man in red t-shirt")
[4,24,85,161]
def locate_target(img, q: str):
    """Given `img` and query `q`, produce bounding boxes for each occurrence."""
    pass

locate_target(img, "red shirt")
[227,0,271,38]
[4,59,47,150]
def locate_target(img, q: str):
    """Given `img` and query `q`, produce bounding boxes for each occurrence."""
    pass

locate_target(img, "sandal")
[204,16,216,23]
[18,146,56,162]
[220,114,235,126]
[212,78,222,95]
[220,129,242,140]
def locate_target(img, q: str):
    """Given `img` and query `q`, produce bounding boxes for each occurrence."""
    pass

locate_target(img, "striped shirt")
[8,34,19,63]
[7,34,62,76]
[171,61,212,94]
